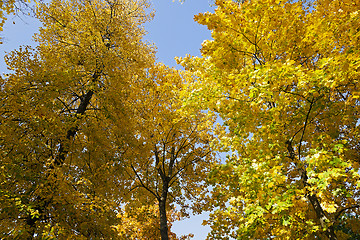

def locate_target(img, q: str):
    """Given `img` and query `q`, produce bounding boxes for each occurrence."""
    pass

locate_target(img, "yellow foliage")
[0,0,15,33]
[180,0,360,239]
[0,0,155,238]
[113,203,190,240]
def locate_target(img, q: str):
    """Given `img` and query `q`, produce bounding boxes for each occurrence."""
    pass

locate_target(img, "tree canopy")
[179,0,360,239]
[1,0,360,239]
[1,0,156,238]
[1,0,217,239]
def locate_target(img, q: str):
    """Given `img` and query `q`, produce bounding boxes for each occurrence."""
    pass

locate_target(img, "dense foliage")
[1,0,360,239]
[0,0,216,238]
[179,0,360,239]
[1,0,155,237]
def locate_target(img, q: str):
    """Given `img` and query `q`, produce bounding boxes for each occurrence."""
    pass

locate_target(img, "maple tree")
[0,0,156,238]
[179,0,360,239]
[1,0,220,238]
[124,63,216,240]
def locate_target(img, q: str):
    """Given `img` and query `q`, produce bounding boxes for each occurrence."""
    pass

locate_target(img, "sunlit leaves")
[181,0,360,239]
[123,63,217,239]
[0,0,155,238]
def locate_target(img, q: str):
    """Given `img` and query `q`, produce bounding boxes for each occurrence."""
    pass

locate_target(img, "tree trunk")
[25,215,36,240]
[24,72,99,235]
[307,194,338,240]
[286,140,338,240]
[159,181,169,240]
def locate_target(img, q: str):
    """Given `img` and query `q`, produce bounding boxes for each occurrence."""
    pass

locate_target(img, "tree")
[124,63,216,240]
[179,0,360,239]
[0,0,155,238]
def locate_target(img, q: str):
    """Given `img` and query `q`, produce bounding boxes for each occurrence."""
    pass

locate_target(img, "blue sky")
[145,1,215,238]
[146,2,215,238]
[1,0,215,238]
[145,0,214,67]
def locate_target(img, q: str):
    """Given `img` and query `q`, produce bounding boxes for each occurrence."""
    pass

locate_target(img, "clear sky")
[0,0,215,239]
[146,2,215,238]
[145,0,214,67]
[145,1,215,239]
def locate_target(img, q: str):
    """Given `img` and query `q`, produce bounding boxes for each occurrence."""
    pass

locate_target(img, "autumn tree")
[179,0,360,239]
[124,63,216,240]
[0,0,155,238]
